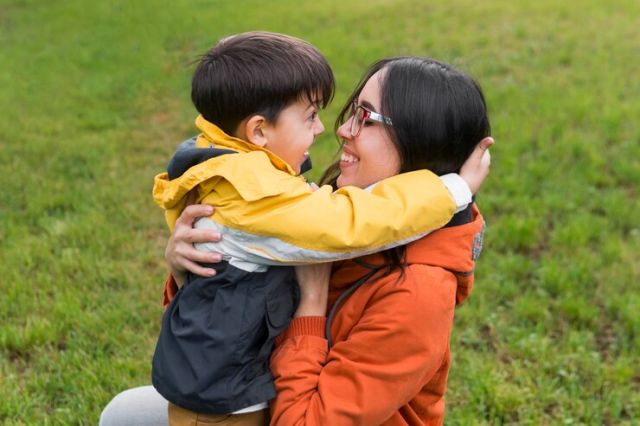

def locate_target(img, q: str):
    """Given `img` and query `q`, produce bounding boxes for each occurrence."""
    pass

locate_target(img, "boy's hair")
[192,31,335,135]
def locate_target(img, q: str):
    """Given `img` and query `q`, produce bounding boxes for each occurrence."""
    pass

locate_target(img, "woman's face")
[336,70,401,189]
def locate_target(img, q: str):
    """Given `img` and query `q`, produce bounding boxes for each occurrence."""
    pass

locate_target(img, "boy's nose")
[315,118,325,135]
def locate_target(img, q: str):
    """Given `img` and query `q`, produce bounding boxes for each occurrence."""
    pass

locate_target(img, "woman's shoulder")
[364,264,458,311]
[342,265,458,349]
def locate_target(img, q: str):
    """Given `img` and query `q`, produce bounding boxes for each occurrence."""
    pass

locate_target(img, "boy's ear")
[243,115,269,147]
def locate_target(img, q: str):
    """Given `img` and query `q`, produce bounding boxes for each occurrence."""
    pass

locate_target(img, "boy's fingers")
[465,137,494,167]
[479,137,494,151]
[480,147,491,164]
[484,149,492,164]
[466,144,484,163]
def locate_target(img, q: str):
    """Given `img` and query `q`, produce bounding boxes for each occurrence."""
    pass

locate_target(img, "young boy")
[151,32,476,425]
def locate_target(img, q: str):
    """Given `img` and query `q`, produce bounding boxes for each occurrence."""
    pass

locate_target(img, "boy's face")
[262,98,325,174]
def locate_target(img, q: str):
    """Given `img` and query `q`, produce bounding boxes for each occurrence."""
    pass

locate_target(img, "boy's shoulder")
[162,137,308,203]
[167,137,237,180]
[167,136,304,179]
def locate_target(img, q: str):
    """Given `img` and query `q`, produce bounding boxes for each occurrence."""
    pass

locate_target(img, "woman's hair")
[320,57,491,275]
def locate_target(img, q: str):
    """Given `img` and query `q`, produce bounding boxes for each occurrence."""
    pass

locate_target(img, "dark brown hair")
[321,57,490,275]
[191,31,335,135]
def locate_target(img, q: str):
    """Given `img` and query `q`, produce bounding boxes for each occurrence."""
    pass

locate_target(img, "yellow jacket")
[153,116,472,268]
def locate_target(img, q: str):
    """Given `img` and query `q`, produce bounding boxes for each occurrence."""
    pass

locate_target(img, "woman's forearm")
[294,293,328,318]
[294,264,331,318]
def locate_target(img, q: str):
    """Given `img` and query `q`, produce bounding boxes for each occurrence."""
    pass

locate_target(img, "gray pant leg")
[99,385,168,426]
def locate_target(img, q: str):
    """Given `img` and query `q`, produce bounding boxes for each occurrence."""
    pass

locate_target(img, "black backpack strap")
[325,260,384,349]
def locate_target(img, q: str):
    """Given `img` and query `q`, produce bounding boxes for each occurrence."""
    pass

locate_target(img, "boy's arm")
[159,138,492,267]
[194,169,469,265]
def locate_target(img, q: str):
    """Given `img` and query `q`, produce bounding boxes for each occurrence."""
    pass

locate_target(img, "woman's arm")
[164,204,221,287]
[269,267,458,426]
[162,203,222,306]
[292,263,332,318]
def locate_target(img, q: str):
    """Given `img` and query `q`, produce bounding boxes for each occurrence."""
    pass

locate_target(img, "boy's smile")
[261,99,325,174]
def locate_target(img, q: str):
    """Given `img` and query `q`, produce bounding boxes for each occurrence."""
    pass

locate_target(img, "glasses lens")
[351,104,365,136]
[349,102,358,136]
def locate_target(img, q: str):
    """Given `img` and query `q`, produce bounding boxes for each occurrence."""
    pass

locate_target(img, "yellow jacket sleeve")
[153,152,469,264]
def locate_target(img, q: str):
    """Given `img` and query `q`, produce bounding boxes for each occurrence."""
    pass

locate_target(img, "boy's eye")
[309,111,318,121]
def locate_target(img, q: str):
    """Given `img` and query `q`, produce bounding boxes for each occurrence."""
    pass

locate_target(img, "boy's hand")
[460,137,494,194]
[294,263,332,317]
[166,204,222,287]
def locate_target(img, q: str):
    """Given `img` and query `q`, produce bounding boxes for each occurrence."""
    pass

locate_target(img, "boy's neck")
[230,122,248,143]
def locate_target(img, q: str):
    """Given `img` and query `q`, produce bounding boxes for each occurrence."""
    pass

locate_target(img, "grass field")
[1,0,638,424]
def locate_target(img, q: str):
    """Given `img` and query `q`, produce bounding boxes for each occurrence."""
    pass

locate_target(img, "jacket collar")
[329,205,485,305]
[195,115,297,176]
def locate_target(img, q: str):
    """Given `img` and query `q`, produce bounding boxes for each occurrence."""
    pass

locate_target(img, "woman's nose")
[336,120,352,139]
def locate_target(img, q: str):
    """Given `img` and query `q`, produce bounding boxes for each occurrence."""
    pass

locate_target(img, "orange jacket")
[163,276,178,309]
[269,206,484,426]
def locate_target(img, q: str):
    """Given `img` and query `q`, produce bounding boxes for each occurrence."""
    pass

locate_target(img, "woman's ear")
[242,115,269,147]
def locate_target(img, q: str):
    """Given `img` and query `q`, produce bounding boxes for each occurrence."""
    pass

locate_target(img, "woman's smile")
[339,146,360,167]
[336,70,400,189]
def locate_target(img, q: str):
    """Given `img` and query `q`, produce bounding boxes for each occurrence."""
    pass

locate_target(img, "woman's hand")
[294,263,332,317]
[166,204,223,288]
[460,137,494,194]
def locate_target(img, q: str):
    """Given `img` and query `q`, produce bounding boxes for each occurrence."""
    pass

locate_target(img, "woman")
[100,57,492,425]
[267,57,490,425]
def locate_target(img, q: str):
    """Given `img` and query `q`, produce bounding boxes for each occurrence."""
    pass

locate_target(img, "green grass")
[1,0,638,424]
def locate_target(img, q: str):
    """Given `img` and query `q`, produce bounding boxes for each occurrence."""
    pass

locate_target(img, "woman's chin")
[336,173,349,189]
[337,173,363,189]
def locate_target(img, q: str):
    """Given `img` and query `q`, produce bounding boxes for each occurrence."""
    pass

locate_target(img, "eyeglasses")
[349,101,393,137]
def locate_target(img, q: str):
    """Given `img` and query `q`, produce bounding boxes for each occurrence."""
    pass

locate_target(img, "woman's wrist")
[294,293,328,318]
[293,263,331,317]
